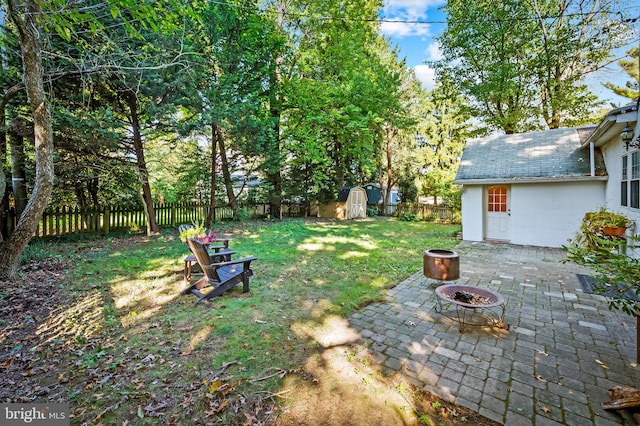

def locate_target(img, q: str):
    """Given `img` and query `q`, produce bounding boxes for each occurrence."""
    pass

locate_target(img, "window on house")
[488,186,507,212]
[622,155,628,207]
[632,151,640,209]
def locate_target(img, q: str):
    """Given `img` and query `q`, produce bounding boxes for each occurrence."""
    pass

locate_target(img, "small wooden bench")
[184,238,257,305]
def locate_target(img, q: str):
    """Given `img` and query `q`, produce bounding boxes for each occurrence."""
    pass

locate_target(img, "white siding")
[602,124,640,234]
[460,185,484,242]
[509,181,605,247]
[601,120,640,257]
[460,181,606,248]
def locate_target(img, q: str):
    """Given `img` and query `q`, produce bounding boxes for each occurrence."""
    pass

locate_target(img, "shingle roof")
[454,127,607,184]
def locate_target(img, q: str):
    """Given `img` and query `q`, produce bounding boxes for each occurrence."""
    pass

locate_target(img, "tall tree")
[278,0,389,202]
[1,0,55,277]
[436,0,627,133]
[415,76,475,206]
[602,47,639,102]
[184,0,279,223]
[0,0,189,277]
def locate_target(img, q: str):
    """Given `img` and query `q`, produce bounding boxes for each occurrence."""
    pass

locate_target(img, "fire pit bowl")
[423,249,460,281]
[435,284,504,309]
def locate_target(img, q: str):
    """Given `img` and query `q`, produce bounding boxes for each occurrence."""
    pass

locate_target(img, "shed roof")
[454,127,607,185]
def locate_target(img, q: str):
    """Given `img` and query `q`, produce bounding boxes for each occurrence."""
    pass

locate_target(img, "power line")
[18,1,640,27]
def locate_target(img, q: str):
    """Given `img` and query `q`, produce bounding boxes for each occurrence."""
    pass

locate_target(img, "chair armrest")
[215,238,233,248]
[209,256,257,268]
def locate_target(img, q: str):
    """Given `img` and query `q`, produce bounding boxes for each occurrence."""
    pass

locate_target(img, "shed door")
[347,189,366,219]
[485,185,510,241]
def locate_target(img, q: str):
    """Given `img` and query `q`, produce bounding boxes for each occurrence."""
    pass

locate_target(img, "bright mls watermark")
[1,403,68,425]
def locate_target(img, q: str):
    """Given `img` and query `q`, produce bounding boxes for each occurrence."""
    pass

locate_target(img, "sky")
[380,0,446,92]
[380,0,638,107]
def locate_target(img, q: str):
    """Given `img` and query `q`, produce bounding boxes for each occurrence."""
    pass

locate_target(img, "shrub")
[400,212,418,222]
[565,209,639,316]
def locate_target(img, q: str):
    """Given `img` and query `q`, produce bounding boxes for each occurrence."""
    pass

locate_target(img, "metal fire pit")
[434,284,508,332]
[423,249,460,282]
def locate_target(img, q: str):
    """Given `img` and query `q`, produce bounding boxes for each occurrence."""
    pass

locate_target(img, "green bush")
[565,209,639,316]
[400,212,418,222]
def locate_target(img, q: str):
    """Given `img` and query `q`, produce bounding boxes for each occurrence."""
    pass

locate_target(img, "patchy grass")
[0,218,499,425]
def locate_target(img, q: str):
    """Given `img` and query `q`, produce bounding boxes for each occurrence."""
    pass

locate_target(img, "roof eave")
[453,176,608,185]
[583,102,639,148]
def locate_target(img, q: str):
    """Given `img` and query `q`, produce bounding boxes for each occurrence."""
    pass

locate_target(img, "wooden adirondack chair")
[184,238,257,305]
[178,224,236,284]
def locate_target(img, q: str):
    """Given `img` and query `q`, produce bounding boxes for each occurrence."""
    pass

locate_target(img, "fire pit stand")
[434,284,509,333]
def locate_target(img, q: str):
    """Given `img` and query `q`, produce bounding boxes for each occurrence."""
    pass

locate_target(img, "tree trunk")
[216,126,239,220]
[602,385,640,410]
[268,91,283,220]
[0,0,55,278]
[123,90,159,235]
[9,132,28,218]
[0,112,6,242]
[382,122,395,215]
[88,176,100,208]
[205,122,218,228]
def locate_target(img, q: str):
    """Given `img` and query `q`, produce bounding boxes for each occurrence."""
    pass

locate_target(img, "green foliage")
[400,212,418,222]
[19,240,59,264]
[566,240,640,316]
[602,48,639,102]
[366,206,378,217]
[572,208,632,249]
[436,0,624,131]
[178,225,206,243]
[565,210,639,316]
[414,77,472,206]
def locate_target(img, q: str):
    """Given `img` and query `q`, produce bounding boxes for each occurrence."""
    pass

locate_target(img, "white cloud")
[413,64,436,91]
[425,41,442,61]
[384,0,444,10]
[381,0,445,38]
[380,21,430,38]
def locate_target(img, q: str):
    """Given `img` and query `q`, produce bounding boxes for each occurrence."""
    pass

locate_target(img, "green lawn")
[14,218,461,424]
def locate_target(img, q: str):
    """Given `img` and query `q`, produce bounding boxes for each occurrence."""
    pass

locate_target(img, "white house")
[454,102,640,248]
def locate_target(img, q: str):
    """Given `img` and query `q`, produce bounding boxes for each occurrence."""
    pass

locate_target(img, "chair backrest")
[186,238,220,281]
[178,223,195,234]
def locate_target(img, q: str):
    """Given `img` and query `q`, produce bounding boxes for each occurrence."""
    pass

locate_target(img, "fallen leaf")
[533,374,547,382]
[541,406,552,413]
[536,350,549,356]
[208,380,222,393]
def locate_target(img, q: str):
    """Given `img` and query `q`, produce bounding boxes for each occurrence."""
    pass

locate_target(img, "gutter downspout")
[590,142,595,177]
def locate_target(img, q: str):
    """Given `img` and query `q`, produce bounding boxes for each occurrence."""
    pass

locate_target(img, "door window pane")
[488,186,507,212]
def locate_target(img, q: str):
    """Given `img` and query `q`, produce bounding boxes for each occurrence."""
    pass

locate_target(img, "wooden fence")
[1,201,458,239]
[390,203,459,222]
[30,202,318,238]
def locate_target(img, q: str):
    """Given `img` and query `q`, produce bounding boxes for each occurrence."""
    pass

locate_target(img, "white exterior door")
[485,185,510,241]
[346,189,366,219]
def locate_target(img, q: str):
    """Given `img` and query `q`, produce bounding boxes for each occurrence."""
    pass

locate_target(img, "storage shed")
[318,186,368,219]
